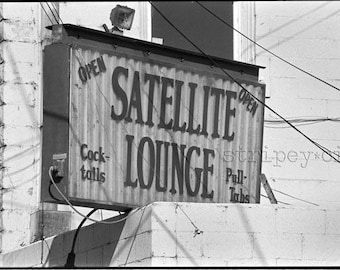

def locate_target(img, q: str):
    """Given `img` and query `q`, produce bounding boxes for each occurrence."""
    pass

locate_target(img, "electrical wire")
[260,194,290,205]
[48,166,144,224]
[40,3,54,25]
[123,206,146,266]
[196,1,340,93]
[177,204,203,237]
[45,2,59,24]
[65,208,97,268]
[265,116,340,124]
[50,2,64,24]
[271,188,319,206]
[149,1,340,164]
[264,117,340,128]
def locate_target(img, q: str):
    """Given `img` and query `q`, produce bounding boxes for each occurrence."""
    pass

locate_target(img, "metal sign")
[42,25,265,210]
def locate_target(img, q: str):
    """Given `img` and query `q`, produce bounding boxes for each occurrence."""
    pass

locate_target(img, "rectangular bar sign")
[43,40,265,210]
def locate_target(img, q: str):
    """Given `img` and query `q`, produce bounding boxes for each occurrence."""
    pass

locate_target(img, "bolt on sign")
[42,24,265,211]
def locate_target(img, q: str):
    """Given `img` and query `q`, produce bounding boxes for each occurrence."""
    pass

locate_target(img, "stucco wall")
[1,202,340,267]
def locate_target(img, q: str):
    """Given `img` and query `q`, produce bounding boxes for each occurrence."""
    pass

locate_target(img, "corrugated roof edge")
[46,24,265,77]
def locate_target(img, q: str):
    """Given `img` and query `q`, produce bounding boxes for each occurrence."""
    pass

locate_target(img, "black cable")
[196,1,340,93]
[45,2,59,24]
[265,117,340,123]
[40,3,54,25]
[65,208,97,268]
[149,1,340,164]
[48,181,62,202]
[50,2,64,24]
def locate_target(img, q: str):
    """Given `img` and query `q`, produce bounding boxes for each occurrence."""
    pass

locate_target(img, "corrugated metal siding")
[68,46,265,208]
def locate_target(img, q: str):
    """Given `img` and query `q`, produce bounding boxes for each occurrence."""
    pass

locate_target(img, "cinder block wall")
[0,2,45,253]
[1,202,340,267]
[254,2,340,207]
[0,2,152,254]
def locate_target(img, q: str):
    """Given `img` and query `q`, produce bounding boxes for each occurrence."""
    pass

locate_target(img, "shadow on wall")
[41,212,127,267]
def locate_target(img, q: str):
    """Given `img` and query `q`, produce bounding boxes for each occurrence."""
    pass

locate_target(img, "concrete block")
[132,231,151,259]
[151,229,176,258]
[119,207,151,240]
[276,207,326,234]
[3,42,38,64]
[151,202,177,231]
[3,20,37,42]
[57,255,68,267]
[228,257,277,266]
[203,232,253,259]
[253,232,303,260]
[3,3,37,21]
[45,257,60,267]
[4,126,40,146]
[92,222,111,248]
[2,247,26,267]
[86,247,103,267]
[190,257,228,266]
[325,209,340,234]
[44,235,64,261]
[302,234,340,262]
[265,178,332,207]
[225,204,277,233]
[326,100,340,118]
[253,233,278,259]
[102,241,120,266]
[74,226,93,253]
[151,256,177,266]
[29,210,71,244]
[175,203,227,232]
[1,229,28,254]
[276,258,336,266]
[3,104,39,127]
[126,258,151,267]
[3,82,39,108]
[4,61,39,85]
[22,242,43,267]
[108,217,126,243]
[175,257,206,266]
[109,238,133,266]
[270,76,300,99]
[265,96,327,120]
[2,209,30,232]
[176,230,204,258]
[62,230,76,258]
[126,257,151,266]
[2,185,38,211]
[280,233,306,262]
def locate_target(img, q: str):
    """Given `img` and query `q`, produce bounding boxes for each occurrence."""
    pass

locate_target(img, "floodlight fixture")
[110,5,135,31]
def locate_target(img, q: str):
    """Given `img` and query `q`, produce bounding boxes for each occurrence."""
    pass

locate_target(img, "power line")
[196,1,340,93]
[149,1,340,164]
[271,187,319,206]
[265,116,340,124]
[264,116,340,128]
[260,194,290,205]
[45,2,59,24]
[50,2,64,24]
[40,3,54,25]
